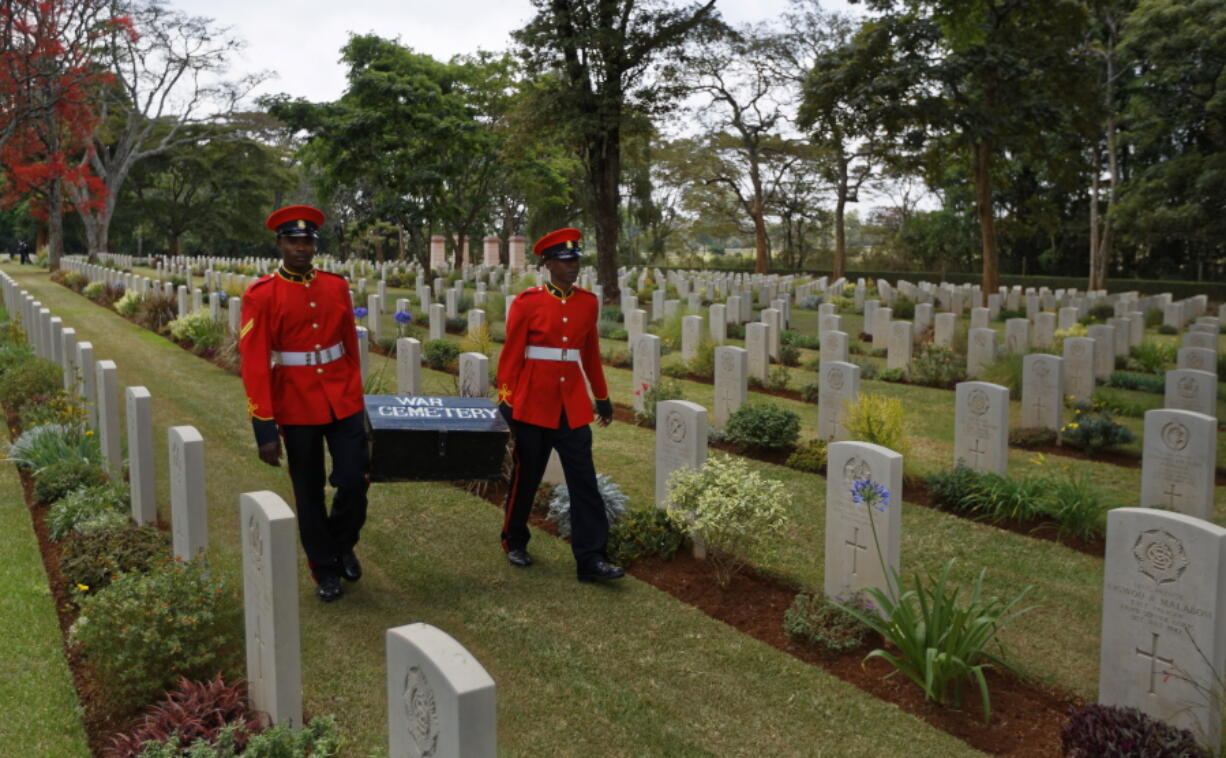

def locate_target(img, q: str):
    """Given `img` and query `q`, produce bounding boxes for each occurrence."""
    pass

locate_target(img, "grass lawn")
[3,263,984,756]
[0,455,90,756]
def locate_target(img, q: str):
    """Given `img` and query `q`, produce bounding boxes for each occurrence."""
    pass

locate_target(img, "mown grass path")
[0,449,90,756]
[3,264,987,756]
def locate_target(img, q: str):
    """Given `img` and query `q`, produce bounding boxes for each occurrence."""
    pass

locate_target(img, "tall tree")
[514,0,719,299]
[0,0,119,265]
[841,0,1093,292]
[70,0,260,254]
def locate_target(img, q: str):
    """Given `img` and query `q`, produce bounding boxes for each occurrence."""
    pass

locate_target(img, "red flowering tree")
[0,0,121,267]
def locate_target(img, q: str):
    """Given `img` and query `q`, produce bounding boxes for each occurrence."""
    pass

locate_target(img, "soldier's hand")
[258,440,282,467]
[595,398,613,427]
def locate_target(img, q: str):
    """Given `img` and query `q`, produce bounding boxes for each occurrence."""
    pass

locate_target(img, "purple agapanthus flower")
[353,306,369,319]
[851,478,890,512]
[394,310,413,324]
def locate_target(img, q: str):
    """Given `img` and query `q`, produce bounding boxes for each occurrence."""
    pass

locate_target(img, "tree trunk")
[47,175,64,271]
[973,140,999,293]
[591,131,621,303]
[168,233,180,257]
[834,193,847,281]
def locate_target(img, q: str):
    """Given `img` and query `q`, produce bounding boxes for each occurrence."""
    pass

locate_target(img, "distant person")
[239,205,370,603]
[495,227,624,583]
[16,240,31,264]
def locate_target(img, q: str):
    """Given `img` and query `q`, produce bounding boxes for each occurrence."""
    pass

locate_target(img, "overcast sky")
[168,0,859,104]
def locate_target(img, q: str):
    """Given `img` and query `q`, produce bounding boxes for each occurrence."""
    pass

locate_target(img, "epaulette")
[246,274,275,292]
[314,270,346,282]
[518,286,547,297]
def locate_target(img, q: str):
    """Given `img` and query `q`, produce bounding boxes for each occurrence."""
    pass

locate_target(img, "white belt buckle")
[559,348,569,361]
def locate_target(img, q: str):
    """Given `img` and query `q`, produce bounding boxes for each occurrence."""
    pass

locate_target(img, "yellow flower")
[1068,422,1080,429]
[85,430,94,436]
[76,583,89,592]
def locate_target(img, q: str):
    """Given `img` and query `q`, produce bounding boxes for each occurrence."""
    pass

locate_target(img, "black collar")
[545,281,573,299]
[276,266,317,283]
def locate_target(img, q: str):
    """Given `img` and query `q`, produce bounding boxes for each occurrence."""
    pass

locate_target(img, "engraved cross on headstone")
[252,612,265,688]
[969,437,988,467]
[1163,485,1183,509]
[1136,632,1174,695]
[845,527,868,576]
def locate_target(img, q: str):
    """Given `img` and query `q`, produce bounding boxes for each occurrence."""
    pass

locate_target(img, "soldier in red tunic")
[496,228,625,582]
[240,205,369,602]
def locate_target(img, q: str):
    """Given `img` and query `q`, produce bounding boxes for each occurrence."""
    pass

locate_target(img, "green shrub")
[829,295,854,313]
[18,390,89,430]
[47,481,130,540]
[909,345,965,388]
[979,352,1024,395]
[778,344,800,367]
[105,675,259,758]
[422,339,460,370]
[137,291,179,333]
[925,466,982,513]
[1092,388,1149,418]
[686,341,716,379]
[607,507,684,567]
[1126,341,1176,374]
[133,715,341,758]
[1007,427,1058,447]
[784,439,827,473]
[799,380,820,403]
[60,526,170,596]
[633,377,684,427]
[1038,465,1111,541]
[664,455,791,587]
[959,472,1049,522]
[785,591,874,652]
[168,311,226,351]
[841,557,1031,723]
[764,365,791,391]
[661,361,690,379]
[0,342,35,379]
[1061,401,1136,454]
[83,281,106,301]
[1106,370,1165,394]
[1052,322,1088,354]
[6,422,102,471]
[781,331,820,350]
[33,460,109,505]
[1157,324,1177,335]
[878,367,906,382]
[0,354,62,413]
[843,393,910,460]
[996,308,1026,321]
[69,558,243,712]
[601,306,623,323]
[546,473,628,539]
[891,297,915,319]
[1060,704,1209,758]
[1088,303,1115,322]
[113,289,148,321]
[724,403,800,450]
[854,359,879,380]
[726,322,745,339]
[1144,309,1163,327]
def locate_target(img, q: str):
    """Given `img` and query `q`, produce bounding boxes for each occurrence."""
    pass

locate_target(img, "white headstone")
[1099,508,1226,749]
[77,342,97,430]
[818,361,860,442]
[241,491,302,729]
[821,330,848,364]
[966,328,996,379]
[1164,369,1218,418]
[708,304,726,344]
[1021,355,1063,432]
[397,338,422,395]
[169,426,207,562]
[386,623,496,758]
[681,315,703,362]
[126,386,156,526]
[1005,318,1029,354]
[954,382,1009,474]
[459,353,489,398]
[887,321,912,371]
[1141,409,1217,520]
[745,323,769,381]
[632,334,661,412]
[1088,324,1116,381]
[1177,347,1216,374]
[713,346,747,428]
[95,360,122,475]
[1032,312,1055,350]
[1062,337,1095,403]
[429,303,446,342]
[824,441,903,601]
[655,400,708,507]
[933,313,956,349]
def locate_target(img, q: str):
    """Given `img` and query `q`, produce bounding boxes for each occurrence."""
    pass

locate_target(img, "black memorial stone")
[365,395,510,482]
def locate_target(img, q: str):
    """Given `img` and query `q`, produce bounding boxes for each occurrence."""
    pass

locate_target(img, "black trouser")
[281,411,370,578]
[502,412,609,568]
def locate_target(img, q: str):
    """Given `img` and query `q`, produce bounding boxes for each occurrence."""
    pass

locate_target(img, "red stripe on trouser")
[500,442,522,552]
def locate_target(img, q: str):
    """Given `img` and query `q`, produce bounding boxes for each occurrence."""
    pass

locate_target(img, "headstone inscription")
[1098,508,1226,750]
[241,491,302,729]
[386,623,496,758]
[1164,369,1217,418]
[1021,354,1063,432]
[818,361,859,442]
[713,346,747,427]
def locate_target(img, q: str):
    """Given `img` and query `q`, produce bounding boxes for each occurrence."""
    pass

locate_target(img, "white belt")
[526,345,581,362]
[272,342,345,367]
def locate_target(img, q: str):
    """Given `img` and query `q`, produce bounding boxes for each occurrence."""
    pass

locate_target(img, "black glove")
[252,418,279,446]
[498,403,514,425]
[595,398,613,420]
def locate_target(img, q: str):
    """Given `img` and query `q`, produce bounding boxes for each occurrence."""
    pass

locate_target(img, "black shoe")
[316,574,343,602]
[340,551,362,582]
[506,549,533,568]
[577,560,625,583]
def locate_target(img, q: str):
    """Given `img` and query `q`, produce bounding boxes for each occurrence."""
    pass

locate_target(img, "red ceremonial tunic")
[239,268,364,426]
[496,284,609,428]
